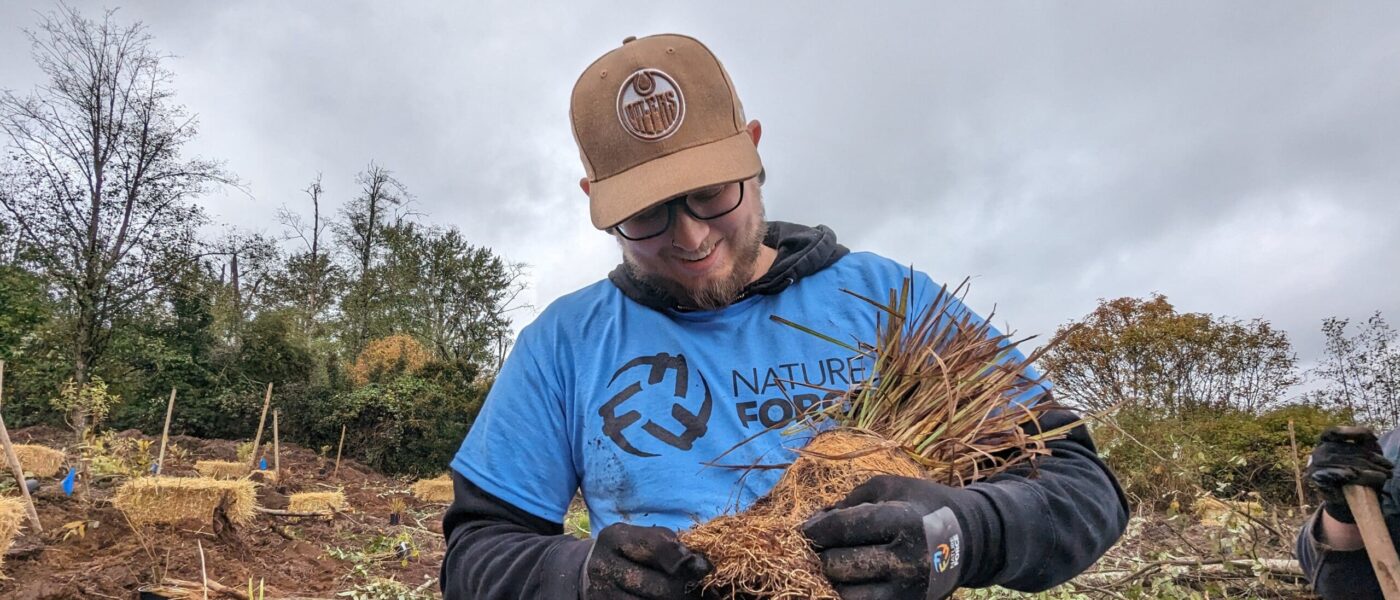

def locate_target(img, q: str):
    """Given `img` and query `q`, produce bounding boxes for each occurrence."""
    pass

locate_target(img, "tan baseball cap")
[571,34,762,230]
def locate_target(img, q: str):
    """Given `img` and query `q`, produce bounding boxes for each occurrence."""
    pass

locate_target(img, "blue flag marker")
[62,467,76,496]
[259,457,268,470]
[150,462,159,474]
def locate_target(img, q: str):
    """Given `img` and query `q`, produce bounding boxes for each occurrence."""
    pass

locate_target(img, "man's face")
[618,179,767,310]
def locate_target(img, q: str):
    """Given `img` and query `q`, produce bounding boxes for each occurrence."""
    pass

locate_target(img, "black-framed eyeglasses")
[614,181,745,241]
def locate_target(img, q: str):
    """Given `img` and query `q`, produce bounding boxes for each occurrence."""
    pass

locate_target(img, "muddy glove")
[801,475,996,600]
[583,523,711,599]
[1307,426,1394,524]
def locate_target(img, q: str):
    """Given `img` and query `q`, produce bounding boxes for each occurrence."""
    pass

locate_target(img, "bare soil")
[1,425,1327,599]
[0,426,447,599]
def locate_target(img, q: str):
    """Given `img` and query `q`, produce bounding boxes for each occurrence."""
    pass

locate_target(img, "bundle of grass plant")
[12,444,66,478]
[113,476,257,527]
[288,490,346,517]
[0,496,25,572]
[410,474,454,503]
[194,459,250,480]
[680,278,1075,599]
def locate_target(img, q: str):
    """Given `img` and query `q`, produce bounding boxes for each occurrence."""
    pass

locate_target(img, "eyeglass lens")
[617,182,743,240]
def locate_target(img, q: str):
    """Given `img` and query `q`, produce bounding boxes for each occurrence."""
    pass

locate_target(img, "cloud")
[2,0,1396,367]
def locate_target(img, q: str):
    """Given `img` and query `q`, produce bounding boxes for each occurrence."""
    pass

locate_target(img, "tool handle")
[1345,485,1400,600]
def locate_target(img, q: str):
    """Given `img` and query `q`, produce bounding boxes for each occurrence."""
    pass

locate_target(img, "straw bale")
[0,496,25,572]
[12,444,66,478]
[288,490,346,514]
[1192,495,1265,527]
[411,474,454,503]
[113,476,257,527]
[194,460,250,480]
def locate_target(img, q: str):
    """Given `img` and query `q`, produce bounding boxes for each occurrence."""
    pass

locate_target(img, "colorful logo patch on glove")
[932,543,953,573]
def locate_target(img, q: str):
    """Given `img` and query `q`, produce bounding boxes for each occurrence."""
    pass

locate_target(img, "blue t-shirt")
[452,251,1046,536]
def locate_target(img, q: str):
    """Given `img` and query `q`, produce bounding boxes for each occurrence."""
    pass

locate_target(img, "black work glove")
[801,475,994,600]
[583,523,711,599]
[1307,426,1394,524]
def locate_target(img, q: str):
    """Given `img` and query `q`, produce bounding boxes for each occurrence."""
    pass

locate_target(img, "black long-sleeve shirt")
[441,407,1129,598]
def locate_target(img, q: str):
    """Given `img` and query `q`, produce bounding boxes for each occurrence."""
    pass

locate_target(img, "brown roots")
[680,429,925,600]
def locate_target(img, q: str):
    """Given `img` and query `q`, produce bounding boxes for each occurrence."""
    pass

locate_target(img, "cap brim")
[589,131,762,230]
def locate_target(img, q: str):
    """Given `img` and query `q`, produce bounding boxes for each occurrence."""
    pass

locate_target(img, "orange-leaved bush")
[351,334,431,386]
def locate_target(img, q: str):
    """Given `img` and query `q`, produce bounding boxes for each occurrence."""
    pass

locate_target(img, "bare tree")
[209,231,280,343]
[337,162,408,353]
[1309,312,1400,429]
[0,6,230,443]
[276,174,339,335]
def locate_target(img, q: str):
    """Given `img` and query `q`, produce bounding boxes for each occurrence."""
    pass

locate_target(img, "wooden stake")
[156,387,178,475]
[333,423,346,479]
[198,539,209,600]
[1287,419,1305,510]
[272,410,281,480]
[0,407,43,533]
[248,383,273,470]
[1345,485,1400,599]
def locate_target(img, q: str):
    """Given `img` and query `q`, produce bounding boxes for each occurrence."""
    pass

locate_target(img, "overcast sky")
[3,2,1397,388]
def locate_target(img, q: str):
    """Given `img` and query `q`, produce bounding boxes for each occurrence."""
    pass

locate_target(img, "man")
[441,34,1128,599]
[1297,426,1400,599]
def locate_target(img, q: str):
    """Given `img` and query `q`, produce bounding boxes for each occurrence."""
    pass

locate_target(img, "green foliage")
[1096,403,1348,508]
[0,316,75,428]
[236,440,256,464]
[328,373,485,476]
[237,311,314,385]
[335,578,435,600]
[51,377,122,429]
[0,264,48,361]
[87,432,165,479]
[564,505,591,539]
[328,531,433,599]
[958,587,1093,599]
[103,313,220,433]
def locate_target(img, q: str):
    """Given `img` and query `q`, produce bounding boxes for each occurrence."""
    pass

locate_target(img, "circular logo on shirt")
[616,69,685,141]
[599,352,713,458]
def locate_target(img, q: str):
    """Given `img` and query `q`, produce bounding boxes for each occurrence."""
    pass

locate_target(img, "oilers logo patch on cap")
[617,69,685,141]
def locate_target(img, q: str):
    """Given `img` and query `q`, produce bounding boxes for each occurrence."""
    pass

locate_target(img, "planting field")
[0,426,448,599]
[0,424,1332,600]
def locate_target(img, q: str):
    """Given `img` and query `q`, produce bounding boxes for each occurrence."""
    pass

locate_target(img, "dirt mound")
[0,426,446,599]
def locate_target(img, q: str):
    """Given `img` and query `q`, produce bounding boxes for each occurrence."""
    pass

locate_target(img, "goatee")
[626,220,768,311]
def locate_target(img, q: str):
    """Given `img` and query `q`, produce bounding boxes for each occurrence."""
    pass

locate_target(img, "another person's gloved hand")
[1308,426,1395,524]
[584,522,711,599]
[800,475,994,600]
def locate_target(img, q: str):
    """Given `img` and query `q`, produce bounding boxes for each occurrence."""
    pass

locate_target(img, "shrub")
[1095,403,1349,509]
[51,377,122,430]
[350,335,431,387]
[330,373,485,476]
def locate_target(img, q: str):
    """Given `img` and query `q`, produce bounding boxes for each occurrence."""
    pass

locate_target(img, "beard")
[623,200,768,311]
